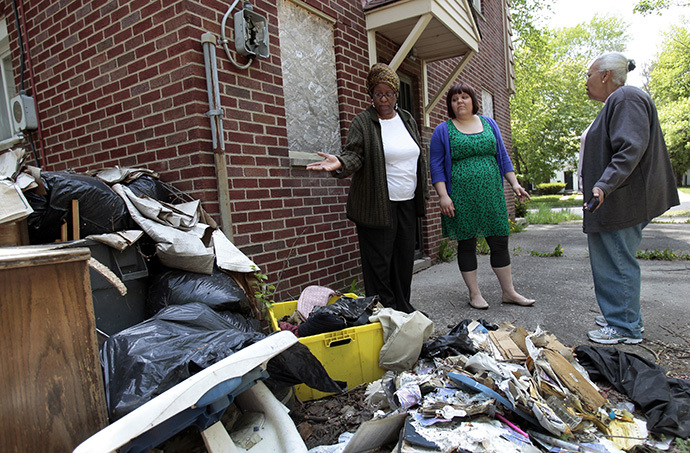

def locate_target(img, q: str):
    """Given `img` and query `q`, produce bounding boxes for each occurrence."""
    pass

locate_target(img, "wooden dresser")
[0,246,108,452]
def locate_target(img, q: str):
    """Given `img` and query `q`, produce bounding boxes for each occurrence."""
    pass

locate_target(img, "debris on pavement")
[289,318,690,453]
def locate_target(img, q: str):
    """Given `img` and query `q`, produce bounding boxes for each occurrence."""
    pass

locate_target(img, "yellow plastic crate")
[267,297,386,401]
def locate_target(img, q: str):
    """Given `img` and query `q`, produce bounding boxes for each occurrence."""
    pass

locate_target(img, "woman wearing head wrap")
[307,63,429,313]
[581,52,678,344]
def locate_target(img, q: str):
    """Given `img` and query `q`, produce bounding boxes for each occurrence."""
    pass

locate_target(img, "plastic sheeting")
[27,171,135,243]
[113,183,215,274]
[146,266,251,317]
[575,345,690,438]
[297,296,376,337]
[421,319,498,359]
[102,303,345,421]
[370,309,434,372]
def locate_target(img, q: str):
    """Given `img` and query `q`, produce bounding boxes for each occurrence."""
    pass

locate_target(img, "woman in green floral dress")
[430,82,533,310]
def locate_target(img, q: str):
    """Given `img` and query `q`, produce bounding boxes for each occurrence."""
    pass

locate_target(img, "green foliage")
[661,209,690,217]
[348,279,364,296]
[252,266,276,312]
[509,219,527,234]
[526,194,583,208]
[634,0,687,15]
[636,248,690,260]
[526,206,581,224]
[530,244,564,257]
[438,238,457,262]
[476,237,490,255]
[674,437,690,452]
[510,12,629,185]
[515,199,528,217]
[536,182,567,194]
[649,23,690,182]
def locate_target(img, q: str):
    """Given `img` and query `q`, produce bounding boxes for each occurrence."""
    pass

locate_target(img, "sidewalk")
[410,221,690,362]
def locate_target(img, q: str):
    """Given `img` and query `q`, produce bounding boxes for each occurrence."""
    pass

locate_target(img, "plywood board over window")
[278,0,340,166]
[481,89,494,118]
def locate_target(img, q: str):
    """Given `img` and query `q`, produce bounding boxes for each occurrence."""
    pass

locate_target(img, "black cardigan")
[334,106,429,229]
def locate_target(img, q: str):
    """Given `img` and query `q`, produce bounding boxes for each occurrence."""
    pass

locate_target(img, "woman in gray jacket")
[307,63,428,313]
[581,52,678,344]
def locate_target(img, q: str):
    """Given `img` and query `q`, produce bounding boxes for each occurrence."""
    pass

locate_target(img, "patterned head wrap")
[366,63,399,98]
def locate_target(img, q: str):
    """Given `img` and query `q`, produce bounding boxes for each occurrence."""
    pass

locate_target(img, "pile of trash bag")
[102,303,346,420]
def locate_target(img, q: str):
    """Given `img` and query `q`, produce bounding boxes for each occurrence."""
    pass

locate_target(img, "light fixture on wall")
[407,47,418,62]
[220,0,270,69]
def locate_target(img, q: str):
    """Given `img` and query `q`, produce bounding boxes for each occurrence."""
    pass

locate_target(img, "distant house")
[552,170,578,193]
[1,0,517,301]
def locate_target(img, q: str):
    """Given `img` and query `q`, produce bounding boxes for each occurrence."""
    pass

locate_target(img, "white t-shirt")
[578,122,592,190]
[380,114,420,201]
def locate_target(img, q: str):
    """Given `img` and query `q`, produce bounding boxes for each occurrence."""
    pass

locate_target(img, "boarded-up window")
[481,89,494,118]
[278,0,340,165]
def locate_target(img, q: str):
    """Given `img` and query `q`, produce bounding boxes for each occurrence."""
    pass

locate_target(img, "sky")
[544,0,689,87]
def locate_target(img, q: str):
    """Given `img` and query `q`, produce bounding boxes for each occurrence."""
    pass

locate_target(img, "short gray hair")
[593,52,636,86]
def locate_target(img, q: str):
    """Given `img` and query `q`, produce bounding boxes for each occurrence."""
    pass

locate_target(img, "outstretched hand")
[306,152,342,172]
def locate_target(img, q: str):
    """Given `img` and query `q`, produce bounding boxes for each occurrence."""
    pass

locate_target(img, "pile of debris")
[287,318,690,453]
[3,150,688,452]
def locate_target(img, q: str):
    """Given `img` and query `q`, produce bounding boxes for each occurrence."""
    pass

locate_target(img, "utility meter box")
[234,8,269,58]
[10,93,38,133]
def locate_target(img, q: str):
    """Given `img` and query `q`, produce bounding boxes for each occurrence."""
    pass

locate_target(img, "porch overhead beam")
[423,50,475,127]
[388,13,432,71]
[368,30,377,67]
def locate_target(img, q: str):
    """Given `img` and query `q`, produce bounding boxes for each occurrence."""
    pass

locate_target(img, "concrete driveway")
[410,217,690,364]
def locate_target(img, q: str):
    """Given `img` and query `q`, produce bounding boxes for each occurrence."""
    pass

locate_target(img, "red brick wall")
[6,0,514,302]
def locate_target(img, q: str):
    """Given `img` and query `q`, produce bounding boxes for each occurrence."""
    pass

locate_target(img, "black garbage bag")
[102,303,346,421]
[575,345,690,438]
[27,171,134,243]
[420,319,498,359]
[215,310,262,332]
[297,310,347,337]
[124,174,170,203]
[101,303,266,420]
[146,266,251,317]
[264,342,347,395]
[24,188,56,244]
[297,295,377,337]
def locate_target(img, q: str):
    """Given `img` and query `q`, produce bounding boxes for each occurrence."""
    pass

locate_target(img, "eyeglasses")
[373,92,396,100]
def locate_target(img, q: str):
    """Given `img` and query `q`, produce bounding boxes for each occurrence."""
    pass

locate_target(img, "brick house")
[1,0,516,302]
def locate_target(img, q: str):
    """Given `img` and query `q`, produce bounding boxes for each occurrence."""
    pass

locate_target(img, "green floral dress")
[442,117,510,240]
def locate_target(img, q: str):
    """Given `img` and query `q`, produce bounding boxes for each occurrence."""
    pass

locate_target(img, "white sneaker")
[588,327,642,345]
[595,315,645,332]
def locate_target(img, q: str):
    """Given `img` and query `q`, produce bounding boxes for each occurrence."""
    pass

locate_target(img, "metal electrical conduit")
[201,32,234,240]
[220,0,253,70]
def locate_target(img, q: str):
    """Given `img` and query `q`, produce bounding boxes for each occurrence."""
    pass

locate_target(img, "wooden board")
[0,247,108,452]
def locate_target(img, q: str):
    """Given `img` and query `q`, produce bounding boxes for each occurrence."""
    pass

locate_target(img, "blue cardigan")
[429,115,514,194]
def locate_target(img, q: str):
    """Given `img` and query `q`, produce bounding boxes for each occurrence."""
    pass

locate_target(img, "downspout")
[201,32,234,240]
[14,0,46,168]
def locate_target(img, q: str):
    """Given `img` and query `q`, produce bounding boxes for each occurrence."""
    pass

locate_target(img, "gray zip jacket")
[582,86,678,233]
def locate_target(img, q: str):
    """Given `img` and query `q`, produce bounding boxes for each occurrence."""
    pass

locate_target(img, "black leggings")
[457,236,510,272]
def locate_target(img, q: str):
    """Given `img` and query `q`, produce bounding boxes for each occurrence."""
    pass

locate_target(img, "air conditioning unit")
[10,93,38,133]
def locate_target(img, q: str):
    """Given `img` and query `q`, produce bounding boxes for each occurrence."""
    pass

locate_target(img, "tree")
[634,0,690,15]
[509,14,629,185]
[649,23,690,183]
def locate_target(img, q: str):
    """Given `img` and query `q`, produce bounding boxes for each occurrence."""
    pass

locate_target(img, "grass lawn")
[523,194,583,209]
[679,187,690,195]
